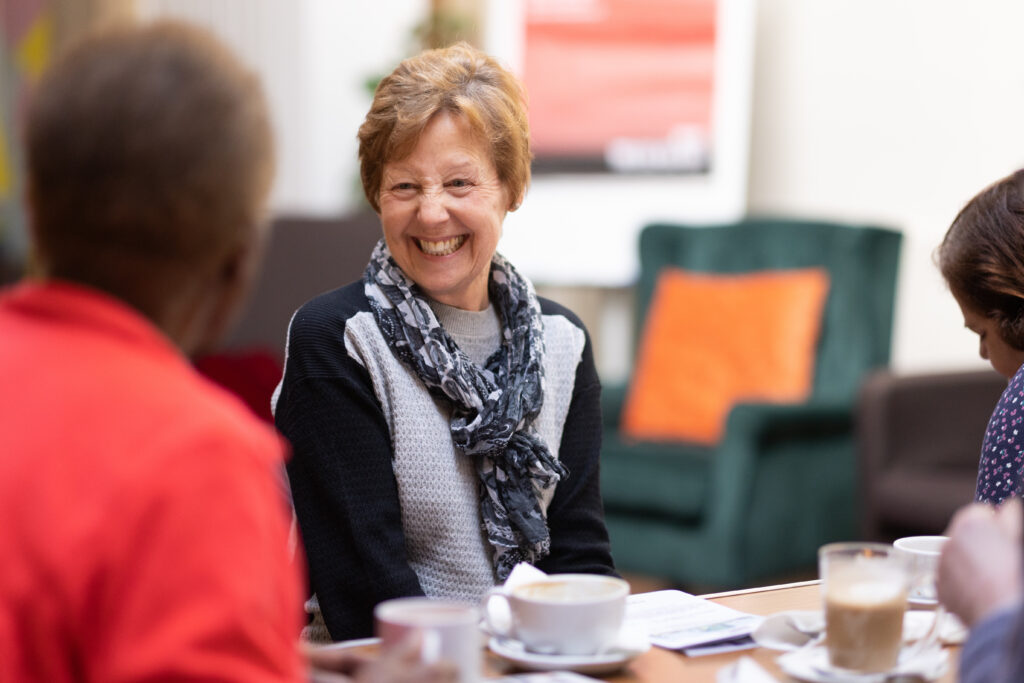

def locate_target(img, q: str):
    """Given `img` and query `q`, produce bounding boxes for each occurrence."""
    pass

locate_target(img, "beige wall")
[135,1,1024,379]
[747,0,1024,373]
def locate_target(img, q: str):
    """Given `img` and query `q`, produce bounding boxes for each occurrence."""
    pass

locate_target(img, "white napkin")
[716,656,780,683]
[487,563,650,657]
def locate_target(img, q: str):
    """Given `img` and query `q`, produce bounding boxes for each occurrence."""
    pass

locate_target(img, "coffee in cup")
[375,598,481,683]
[819,542,943,674]
[484,574,629,656]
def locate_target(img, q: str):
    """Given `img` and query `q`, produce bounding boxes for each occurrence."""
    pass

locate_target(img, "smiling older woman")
[273,42,617,642]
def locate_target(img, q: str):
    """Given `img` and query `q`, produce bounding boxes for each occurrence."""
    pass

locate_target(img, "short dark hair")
[938,169,1024,350]
[25,20,274,291]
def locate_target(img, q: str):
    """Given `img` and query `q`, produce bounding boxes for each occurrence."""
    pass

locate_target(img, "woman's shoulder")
[537,296,586,332]
[536,296,591,366]
[1009,362,1024,389]
[291,280,370,328]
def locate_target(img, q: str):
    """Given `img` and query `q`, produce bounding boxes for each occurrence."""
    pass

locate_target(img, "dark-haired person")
[274,42,616,642]
[934,170,1024,682]
[0,20,449,683]
[938,169,1024,504]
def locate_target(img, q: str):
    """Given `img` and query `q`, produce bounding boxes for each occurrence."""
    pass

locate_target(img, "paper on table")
[682,635,758,657]
[625,590,764,651]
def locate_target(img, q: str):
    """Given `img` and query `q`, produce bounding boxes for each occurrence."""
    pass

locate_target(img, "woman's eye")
[447,179,470,188]
[393,182,415,191]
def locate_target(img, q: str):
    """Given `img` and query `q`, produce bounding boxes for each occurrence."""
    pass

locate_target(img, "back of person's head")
[25,20,274,333]
[939,169,1024,349]
[357,41,531,213]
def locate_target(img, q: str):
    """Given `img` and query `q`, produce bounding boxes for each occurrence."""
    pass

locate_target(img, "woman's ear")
[508,191,524,212]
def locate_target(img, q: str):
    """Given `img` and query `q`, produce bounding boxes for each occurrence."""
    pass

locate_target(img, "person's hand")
[994,495,1023,542]
[936,498,1023,627]
[304,633,458,683]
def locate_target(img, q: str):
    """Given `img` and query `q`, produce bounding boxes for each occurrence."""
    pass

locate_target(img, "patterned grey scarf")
[364,239,567,579]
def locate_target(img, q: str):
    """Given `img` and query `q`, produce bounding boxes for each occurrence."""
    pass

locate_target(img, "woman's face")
[954,291,1024,379]
[378,110,510,311]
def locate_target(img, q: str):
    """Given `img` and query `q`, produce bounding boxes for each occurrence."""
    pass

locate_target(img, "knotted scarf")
[364,239,567,579]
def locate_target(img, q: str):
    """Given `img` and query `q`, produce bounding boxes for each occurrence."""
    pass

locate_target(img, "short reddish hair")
[358,42,531,213]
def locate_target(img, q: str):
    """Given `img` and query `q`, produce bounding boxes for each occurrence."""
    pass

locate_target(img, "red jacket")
[0,281,305,682]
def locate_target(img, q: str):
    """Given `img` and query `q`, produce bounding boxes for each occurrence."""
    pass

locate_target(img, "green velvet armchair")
[600,219,902,588]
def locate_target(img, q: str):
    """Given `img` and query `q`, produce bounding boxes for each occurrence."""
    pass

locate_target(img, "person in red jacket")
[0,19,447,683]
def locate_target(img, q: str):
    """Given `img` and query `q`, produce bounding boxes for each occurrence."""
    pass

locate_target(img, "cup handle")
[900,604,945,664]
[482,586,512,638]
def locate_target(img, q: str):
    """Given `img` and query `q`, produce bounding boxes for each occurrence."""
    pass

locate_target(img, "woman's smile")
[417,235,467,256]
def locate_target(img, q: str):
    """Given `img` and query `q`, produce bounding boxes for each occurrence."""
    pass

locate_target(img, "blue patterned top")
[977,363,1024,503]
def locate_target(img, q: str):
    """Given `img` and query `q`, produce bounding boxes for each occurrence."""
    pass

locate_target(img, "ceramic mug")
[893,535,949,603]
[374,597,481,683]
[483,574,629,656]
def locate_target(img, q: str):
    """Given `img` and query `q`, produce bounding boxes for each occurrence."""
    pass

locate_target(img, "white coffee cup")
[374,598,481,683]
[483,574,629,656]
[893,536,949,602]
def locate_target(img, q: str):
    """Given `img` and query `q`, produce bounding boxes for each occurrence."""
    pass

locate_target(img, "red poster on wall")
[524,0,716,173]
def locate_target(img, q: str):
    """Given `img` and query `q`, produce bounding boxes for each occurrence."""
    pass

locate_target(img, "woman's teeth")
[418,235,466,256]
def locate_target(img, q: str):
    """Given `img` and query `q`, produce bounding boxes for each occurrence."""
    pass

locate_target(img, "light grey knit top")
[340,300,581,604]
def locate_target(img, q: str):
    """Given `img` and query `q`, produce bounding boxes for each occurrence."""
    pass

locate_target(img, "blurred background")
[4,0,1024,380]
[4,0,1024,588]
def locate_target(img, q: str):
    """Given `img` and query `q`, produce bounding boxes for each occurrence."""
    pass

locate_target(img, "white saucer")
[908,595,939,609]
[778,643,947,683]
[488,637,647,675]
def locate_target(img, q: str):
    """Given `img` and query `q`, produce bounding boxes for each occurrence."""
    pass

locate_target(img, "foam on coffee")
[824,576,908,673]
[514,579,623,603]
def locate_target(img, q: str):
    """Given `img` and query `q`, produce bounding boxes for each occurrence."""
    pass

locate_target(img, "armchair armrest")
[723,398,853,445]
[857,369,1004,473]
[857,368,1004,539]
[706,398,855,541]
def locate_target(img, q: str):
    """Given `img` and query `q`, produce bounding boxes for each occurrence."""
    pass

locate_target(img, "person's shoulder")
[1008,362,1024,391]
[538,296,586,332]
[294,280,369,323]
[97,355,286,479]
[174,369,285,464]
[286,280,370,343]
[537,296,591,367]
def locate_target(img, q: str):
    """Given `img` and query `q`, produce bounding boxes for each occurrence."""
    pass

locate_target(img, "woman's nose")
[417,190,449,224]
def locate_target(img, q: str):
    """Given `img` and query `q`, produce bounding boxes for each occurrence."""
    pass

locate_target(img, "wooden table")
[592,581,959,682]
[326,581,960,682]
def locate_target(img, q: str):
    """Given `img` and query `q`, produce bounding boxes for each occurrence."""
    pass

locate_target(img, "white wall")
[747,0,1024,372]
[137,0,422,214]
[496,0,757,286]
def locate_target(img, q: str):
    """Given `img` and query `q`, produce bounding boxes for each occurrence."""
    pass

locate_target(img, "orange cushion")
[621,267,830,445]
